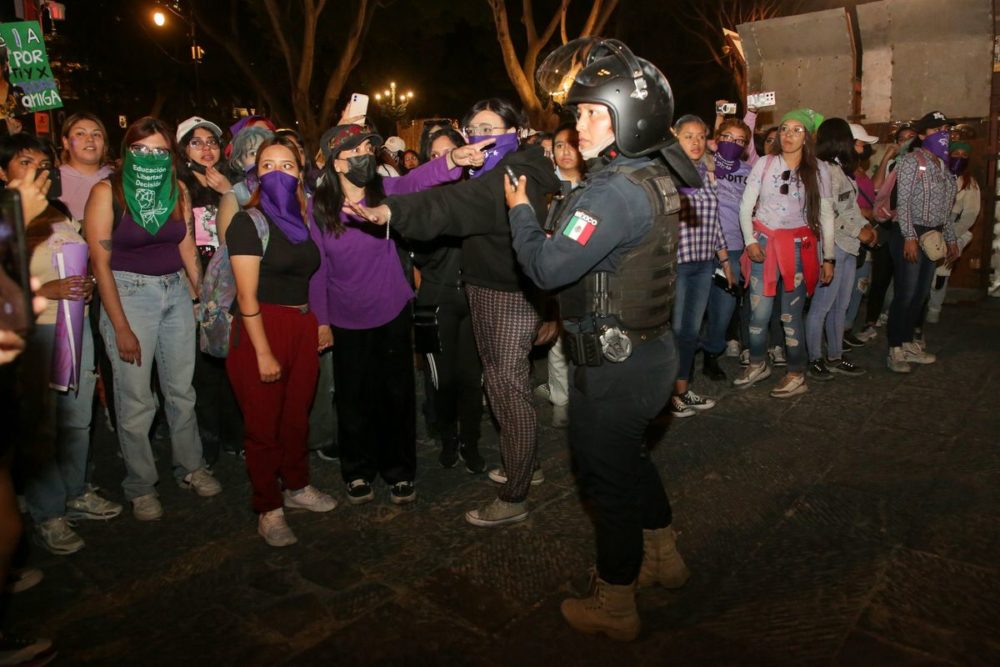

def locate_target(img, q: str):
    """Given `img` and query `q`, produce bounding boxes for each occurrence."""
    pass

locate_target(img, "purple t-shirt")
[110,211,185,275]
[715,160,752,252]
[310,155,462,330]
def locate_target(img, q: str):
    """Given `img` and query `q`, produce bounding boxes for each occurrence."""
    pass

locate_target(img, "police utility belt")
[562,316,669,366]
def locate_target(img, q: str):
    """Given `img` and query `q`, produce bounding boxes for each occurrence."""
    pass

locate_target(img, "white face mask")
[580,134,615,160]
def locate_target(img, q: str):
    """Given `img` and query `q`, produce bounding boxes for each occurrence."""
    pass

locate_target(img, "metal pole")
[190,5,201,111]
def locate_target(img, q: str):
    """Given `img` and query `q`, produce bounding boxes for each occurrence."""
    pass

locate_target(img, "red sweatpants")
[226,304,319,513]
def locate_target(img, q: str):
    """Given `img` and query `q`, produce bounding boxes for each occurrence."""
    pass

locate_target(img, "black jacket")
[386,145,561,293]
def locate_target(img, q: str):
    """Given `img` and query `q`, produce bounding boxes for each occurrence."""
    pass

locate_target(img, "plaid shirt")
[677,168,726,264]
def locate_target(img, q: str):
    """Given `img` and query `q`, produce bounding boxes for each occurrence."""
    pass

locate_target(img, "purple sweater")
[309,155,462,330]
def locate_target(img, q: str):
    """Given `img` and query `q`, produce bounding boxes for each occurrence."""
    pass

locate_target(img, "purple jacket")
[308,155,462,330]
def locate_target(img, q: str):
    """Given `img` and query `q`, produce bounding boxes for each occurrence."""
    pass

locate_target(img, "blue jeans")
[805,245,856,361]
[704,249,743,355]
[100,270,204,500]
[887,225,935,347]
[21,324,96,522]
[747,234,808,372]
[845,256,872,331]
[672,259,715,382]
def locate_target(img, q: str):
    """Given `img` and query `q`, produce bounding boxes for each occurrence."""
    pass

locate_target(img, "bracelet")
[242,310,261,318]
[191,297,200,304]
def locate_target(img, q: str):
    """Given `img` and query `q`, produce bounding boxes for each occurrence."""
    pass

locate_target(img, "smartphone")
[346,93,369,119]
[713,267,742,297]
[186,160,207,175]
[716,103,737,115]
[0,189,33,335]
[45,166,62,200]
[505,166,519,189]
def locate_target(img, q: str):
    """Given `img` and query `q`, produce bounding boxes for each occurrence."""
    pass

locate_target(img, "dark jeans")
[672,259,715,381]
[887,224,935,347]
[705,249,743,355]
[424,287,483,444]
[568,332,677,585]
[865,234,894,325]
[332,307,416,485]
[193,347,243,463]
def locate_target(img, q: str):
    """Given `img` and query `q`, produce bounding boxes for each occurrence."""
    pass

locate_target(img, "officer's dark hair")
[461,98,527,135]
[815,117,859,177]
[0,133,55,172]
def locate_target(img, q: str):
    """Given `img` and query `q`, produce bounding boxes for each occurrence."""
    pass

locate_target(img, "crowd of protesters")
[0,86,982,658]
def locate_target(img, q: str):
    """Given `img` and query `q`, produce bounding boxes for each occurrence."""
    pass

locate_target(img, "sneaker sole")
[829,368,866,377]
[487,472,545,486]
[258,529,298,547]
[903,356,936,365]
[670,408,697,419]
[177,481,223,498]
[316,452,339,462]
[66,508,123,521]
[283,499,338,513]
[886,361,912,373]
[770,383,808,399]
[807,372,835,382]
[688,401,716,411]
[464,510,529,527]
[733,367,772,390]
[390,493,417,506]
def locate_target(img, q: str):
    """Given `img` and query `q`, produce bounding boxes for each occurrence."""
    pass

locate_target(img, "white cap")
[849,123,878,145]
[176,116,223,143]
[384,136,405,153]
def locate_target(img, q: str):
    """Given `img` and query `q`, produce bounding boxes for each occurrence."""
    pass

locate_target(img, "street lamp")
[151,1,203,109]
[373,82,414,120]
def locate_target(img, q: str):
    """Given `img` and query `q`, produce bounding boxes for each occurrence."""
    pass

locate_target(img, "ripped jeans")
[747,234,807,372]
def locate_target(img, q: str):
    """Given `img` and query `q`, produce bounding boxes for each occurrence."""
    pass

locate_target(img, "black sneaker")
[807,358,834,381]
[702,353,727,381]
[459,442,486,474]
[439,437,459,469]
[843,332,867,348]
[827,358,866,377]
[389,481,417,505]
[316,444,339,462]
[346,479,374,505]
[0,632,55,665]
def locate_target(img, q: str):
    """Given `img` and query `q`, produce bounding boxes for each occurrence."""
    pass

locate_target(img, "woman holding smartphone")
[85,116,220,522]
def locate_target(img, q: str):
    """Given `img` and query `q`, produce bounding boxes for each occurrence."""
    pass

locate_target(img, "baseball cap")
[320,124,383,160]
[177,116,222,143]
[914,111,954,133]
[384,136,405,153]
[849,123,878,144]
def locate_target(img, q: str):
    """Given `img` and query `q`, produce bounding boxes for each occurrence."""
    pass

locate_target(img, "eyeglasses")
[764,135,777,146]
[719,133,748,146]
[779,169,792,195]
[189,138,220,150]
[463,124,505,137]
[779,125,806,136]
[128,144,171,158]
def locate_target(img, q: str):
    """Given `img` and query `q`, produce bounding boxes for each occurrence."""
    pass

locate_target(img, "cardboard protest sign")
[0,20,62,114]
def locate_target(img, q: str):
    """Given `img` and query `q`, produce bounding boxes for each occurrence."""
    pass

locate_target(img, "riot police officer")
[504,38,692,641]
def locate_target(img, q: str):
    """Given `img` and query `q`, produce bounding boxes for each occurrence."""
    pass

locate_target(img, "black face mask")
[343,154,376,187]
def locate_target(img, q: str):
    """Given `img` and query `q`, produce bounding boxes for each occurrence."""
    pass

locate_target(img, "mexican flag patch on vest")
[562,210,599,245]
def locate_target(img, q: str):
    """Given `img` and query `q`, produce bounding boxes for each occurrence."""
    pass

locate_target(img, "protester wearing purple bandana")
[257,170,308,244]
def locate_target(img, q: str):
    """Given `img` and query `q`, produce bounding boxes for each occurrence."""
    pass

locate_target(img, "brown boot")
[560,577,640,641]
[637,526,690,589]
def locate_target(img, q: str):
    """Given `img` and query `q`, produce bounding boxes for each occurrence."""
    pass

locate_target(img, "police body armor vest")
[560,161,680,334]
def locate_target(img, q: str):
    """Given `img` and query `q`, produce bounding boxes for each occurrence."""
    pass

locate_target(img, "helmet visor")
[537,38,645,105]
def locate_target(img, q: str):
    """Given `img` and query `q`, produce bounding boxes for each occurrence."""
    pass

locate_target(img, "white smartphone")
[346,93,369,119]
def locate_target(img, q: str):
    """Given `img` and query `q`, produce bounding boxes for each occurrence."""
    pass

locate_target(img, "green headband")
[780,108,824,135]
[949,141,972,154]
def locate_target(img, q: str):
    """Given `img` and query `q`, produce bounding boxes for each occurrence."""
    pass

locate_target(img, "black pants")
[423,287,483,445]
[865,236,894,325]
[193,347,243,463]
[568,332,677,585]
[332,307,416,485]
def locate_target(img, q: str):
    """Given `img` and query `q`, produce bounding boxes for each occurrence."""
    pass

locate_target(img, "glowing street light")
[373,81,414,120]
[153,10,166,26]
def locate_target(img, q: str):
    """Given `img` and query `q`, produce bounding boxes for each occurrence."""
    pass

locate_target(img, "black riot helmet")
[537,38,674,158]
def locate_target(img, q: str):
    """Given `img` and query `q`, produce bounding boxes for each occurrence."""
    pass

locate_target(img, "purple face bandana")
[258,171,308,244]
[923,130,951,162]
[948,156,968,175]
[714,140,743,176]
[468,132,519,178]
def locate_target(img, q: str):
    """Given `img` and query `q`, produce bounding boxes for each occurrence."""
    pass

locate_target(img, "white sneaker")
[283,485,338,512]
[902,341,936,364]
[66,489,123,520]
[733,361,771,389]
[925,309,941,324]
[887,347,912,373]
[488,467,544,486]
[725,340,741,358]
[131,494,163,521]
[178,468,222,497]
[465,498,528,527]
[258,508,298,547]
[855,326,878,342]
[533,383,552,401]
[35,517,84,555]
[769,373,808,399]
[769,346,787,366]
[876,312,889,328]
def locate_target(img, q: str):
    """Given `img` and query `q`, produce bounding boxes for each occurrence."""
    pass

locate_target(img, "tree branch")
[263,0,298,82]
[318,0,374,129]
[592,0,619,36]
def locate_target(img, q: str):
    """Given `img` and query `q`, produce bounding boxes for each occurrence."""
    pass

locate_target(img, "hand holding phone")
[345,93,369,122]
[505,166,519,189]
[716,102,737,115]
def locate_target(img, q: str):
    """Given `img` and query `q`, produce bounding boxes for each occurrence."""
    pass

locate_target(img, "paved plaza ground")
[7,299,1000,666]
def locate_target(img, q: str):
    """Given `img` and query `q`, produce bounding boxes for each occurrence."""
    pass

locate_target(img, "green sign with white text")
[0,21,63,114]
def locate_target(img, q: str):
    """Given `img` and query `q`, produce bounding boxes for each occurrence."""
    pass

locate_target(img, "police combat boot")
[637,526,690,589]
[560,577,640,641]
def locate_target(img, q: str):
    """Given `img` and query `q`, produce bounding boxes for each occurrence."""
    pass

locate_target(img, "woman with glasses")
[733,109,835,398]
[85,117,221,521]
[175,116,243,463]
[669,115,731,417]
[805,118,876,380]
[347,99,561,527]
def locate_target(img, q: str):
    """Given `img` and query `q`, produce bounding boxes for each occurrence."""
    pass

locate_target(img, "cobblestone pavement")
[8,300,1000,666]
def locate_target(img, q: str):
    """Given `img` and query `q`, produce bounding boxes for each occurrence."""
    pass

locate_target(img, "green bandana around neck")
[122,151,178,236]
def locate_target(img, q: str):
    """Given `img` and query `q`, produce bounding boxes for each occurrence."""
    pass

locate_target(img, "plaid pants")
[465,285,540,503]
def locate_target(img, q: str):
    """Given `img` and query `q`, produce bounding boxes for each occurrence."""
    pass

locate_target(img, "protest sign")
[0,20,63,113]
